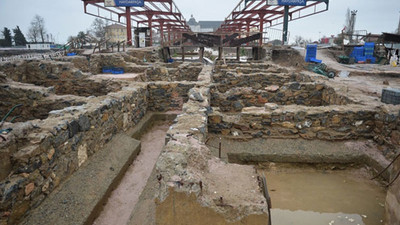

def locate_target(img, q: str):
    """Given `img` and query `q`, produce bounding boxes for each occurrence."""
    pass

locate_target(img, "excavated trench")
[93,114,176,225]
[203,61,397,225]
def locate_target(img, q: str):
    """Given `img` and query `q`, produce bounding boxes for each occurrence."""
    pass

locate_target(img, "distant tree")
[13,26,27,46]
[294,36,305,46]
[28,15,47,43]
[77,31,88,45]
[90,18,108,40]
[1,27,12,47]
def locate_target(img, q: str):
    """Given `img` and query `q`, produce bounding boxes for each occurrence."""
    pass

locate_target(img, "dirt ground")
[272,47,400,99]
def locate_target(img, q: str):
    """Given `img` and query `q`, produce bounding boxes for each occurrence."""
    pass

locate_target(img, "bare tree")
[90,18,109,40]
[28,15,47,43]
[294,36,305,46]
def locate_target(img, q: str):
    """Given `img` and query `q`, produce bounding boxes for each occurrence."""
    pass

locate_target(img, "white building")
[187,15,223,33]
[26,42,52,50]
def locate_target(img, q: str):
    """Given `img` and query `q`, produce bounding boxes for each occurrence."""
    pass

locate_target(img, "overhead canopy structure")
[216,0,329,44]
[82,0,191,46]
[382,33,400,44]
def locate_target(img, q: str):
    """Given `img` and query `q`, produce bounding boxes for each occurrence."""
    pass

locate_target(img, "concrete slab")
[20,134,141,225]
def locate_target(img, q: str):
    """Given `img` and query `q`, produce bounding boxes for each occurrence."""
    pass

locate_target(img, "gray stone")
[233,101,243,111]
[189,89,204,102]
[54,130,69,147]
[1,176,26,203]
[68,121,80,138]
[78,115,91,132]
[289,82,301,90]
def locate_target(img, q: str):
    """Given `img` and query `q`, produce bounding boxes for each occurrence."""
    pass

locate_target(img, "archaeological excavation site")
[1,0,400,225]
[0,45,399,225]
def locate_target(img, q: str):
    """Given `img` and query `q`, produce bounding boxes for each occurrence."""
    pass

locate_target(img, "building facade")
[105,24,127,43]
[187,15,222,33]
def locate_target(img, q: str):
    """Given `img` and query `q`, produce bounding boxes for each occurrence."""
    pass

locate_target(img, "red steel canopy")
[217,0,329,44]
[82,0,191,46]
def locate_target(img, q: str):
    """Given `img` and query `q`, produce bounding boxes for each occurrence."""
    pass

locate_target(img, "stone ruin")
[0,47,399,225]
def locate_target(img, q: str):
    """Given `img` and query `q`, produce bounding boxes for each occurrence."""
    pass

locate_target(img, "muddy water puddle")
[258,165,386,225]
[93,120,172,225]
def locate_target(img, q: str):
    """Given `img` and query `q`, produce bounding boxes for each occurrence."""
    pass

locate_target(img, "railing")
[0,50,66,62]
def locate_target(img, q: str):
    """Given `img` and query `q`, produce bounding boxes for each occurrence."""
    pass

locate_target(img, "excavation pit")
[0,47,399,225]
[258,164,386,225]
[0,85,86,122]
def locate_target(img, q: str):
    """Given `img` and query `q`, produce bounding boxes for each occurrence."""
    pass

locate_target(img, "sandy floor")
[92,122,171,225]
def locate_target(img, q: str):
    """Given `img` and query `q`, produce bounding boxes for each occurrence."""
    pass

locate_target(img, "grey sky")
[0,0,399,44]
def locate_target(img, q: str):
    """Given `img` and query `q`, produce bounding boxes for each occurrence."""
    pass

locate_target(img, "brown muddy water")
[92,120,172,225]
[258,164,387,225]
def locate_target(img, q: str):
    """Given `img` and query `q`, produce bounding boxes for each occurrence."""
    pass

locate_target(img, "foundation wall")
[144,64,202,82]
[209,106,400,155]
[0,60,82,84]
[156,84,269,224]
[147,82,196,112]
[0,87,148,225]
[211,83,351,112]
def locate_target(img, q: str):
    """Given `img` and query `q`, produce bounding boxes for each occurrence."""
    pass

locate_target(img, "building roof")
[187,15,199,26]
[198,21,223,30]
[106,24,126,29]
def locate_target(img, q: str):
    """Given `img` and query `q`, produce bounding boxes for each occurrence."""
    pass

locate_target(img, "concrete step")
[20,134,141,225]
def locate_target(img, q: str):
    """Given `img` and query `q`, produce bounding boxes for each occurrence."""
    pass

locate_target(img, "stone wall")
[211,82,351,112]
[0,60,122,97]
[147,82,196,112]
[54,56,90,73]
[88,53,148,74]
[0,86,148,225]
[212,71,312,93]
[0,60,82,84]
[209,106,400,158]
[208,105,377,140]
[144,63,202,82]
[0,85,85,123]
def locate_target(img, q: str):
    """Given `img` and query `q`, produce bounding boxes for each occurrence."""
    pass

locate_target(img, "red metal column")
[246,20,251,46]
[259,13,265,46]
[147,14,153,46]
[126,7,132,46]
[167,25,171,44]
[160,21,164,46]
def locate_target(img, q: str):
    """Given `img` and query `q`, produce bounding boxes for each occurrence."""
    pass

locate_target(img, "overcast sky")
[0,0,399,44]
